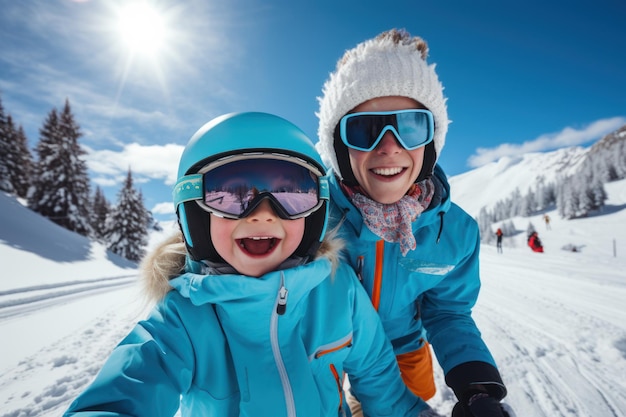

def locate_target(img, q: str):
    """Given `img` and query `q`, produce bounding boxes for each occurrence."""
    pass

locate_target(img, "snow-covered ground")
[1,178,626,416]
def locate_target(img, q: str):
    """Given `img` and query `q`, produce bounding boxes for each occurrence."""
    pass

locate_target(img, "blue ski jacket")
[63,236,427,417]
[326,165,506,400]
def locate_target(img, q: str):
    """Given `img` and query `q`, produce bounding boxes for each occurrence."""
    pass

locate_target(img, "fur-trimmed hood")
[140,229,345,304]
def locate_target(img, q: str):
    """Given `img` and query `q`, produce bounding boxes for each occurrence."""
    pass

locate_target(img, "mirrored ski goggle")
[339,109,434,152]
[173,153,329,220]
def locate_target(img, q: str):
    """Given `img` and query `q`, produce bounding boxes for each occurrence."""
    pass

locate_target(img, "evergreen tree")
[105,169,149,262]
[91,186,111,241]
[10,123,33,198]
[520,188,534,217]
[556,180,565,218]
[477,207,495,244]
[590,176,607,211]
[0,96,14,193]
[27,108,60,212]
[578,183,595,216]
[501,220,516,236]
[543,182,557,208]
[617,141,626,178]
[28,100,92,236]
[560,179,579,219]
[510,187,523,217]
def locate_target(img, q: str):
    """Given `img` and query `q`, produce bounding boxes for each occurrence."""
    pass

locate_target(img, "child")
[316,29,514,417]
[63,112,440,417]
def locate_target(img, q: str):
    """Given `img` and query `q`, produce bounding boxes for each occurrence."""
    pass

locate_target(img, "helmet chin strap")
[178,201,225,263]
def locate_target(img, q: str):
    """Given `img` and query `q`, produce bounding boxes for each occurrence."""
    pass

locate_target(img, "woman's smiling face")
[347,96,426,204]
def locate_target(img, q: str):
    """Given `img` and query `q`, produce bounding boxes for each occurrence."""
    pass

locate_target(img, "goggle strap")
[173,174,203,207]
[319,176,330,201]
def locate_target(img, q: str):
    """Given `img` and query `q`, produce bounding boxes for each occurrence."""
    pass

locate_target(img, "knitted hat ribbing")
[316,30,449,180]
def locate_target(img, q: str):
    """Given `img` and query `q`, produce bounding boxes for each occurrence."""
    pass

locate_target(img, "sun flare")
[115,2,169,56]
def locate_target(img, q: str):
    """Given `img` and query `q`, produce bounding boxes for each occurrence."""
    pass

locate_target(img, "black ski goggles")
[339,109,434,152]
[173,153,329,220]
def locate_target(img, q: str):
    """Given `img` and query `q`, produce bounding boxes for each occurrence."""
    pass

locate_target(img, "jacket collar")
[170,257,331,307]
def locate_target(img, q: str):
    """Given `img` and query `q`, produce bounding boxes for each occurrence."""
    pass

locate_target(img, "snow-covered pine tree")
[27,108,59,213]
[104,169,149,262]
[590,175,607,211]
[90,186,111,242]
[510,187,523,217]
[616,140,626,178]
[477,207,495,243]
[28,100,92,236]
[501,219,516,236]
[59,99,91,235]
[559,178,579,219]
[0,96,15,193]
[8,121,33,199]
[520,187,534,217]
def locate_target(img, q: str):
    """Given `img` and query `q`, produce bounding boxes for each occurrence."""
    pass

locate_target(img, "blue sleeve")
[63,293,197,417]
[411,206,507,403]
[420,215,500,374]
[341,265,429,417]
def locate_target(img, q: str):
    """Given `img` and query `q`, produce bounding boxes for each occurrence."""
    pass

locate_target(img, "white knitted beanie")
[316,30,449,180]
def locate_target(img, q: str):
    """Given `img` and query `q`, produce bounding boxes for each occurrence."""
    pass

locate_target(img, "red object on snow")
[528,232,544,253]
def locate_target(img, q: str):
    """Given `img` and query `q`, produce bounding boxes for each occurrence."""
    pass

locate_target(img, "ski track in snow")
[470,248,626,417]
[0,275,136,319]
[0,284,146,417]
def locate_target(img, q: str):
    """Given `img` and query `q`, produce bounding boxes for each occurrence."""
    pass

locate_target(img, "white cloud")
[85,142,184,185]
[151,201,175,215]
[91,176,120,187]
[467,116,626,168]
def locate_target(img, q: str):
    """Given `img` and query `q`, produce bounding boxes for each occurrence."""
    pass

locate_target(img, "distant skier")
[496,228,503,254]
[543,214,551,230]
[528,231,544,253]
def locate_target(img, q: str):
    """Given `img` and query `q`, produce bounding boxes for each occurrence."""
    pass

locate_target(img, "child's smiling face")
[210,199,304,277]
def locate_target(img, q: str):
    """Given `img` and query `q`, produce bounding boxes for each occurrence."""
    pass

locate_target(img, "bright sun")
[115,2,169,57]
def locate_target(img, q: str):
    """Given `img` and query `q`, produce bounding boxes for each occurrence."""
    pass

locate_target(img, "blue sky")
[1,0,625,221]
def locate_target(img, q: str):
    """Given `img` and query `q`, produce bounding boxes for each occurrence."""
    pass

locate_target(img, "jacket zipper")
[277,283,288,315]
[329,364,346,416]
[270,272,295,417]
[314,337,353,359]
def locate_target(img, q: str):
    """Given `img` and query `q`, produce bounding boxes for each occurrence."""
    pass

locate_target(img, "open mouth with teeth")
[237,237,280,256]
[371,167,405,177]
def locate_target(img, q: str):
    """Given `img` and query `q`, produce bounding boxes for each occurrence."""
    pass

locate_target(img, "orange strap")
[371,240,384,310]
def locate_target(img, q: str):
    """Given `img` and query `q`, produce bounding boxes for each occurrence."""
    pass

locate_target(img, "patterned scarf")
[341,178,435,256]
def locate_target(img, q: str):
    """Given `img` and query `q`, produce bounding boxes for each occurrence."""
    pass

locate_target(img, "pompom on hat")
[316,29,449,181]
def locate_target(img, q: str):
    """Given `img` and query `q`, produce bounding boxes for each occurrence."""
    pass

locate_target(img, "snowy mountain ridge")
[449,124,626,218]
[448,146,587,218]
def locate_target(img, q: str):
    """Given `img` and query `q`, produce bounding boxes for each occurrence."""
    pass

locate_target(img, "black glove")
[451,393,514,417]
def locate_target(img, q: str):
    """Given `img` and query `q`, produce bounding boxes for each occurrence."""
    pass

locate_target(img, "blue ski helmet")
[173,112,330,262]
